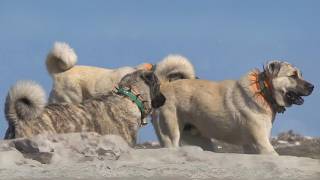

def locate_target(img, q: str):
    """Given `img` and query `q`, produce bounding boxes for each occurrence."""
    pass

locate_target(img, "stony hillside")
[0,132,319,180]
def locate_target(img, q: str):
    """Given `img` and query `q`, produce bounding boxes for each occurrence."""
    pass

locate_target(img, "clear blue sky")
[0,0,319,142]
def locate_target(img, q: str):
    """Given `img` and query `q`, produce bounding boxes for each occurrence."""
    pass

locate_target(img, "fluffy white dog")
[46,42,196,104]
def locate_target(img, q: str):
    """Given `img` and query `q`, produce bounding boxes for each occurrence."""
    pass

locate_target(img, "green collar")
[258,72,286,113]
[115,87,147,120]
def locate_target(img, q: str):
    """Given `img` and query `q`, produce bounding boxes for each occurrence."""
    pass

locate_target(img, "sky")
[0,0,319,142]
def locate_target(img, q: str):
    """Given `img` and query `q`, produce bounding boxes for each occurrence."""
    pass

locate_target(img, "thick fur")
[46,42,77,74]
[5,81,46,125]
[4,70,166,146]
[46,42,195,103]
[153,61,314,155]
[154,55,195,82]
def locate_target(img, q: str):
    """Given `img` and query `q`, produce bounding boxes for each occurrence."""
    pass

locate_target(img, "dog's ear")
[141,70,165,108]
[151,93,166,108]
[266,61,282,76]
[141,71,158,84]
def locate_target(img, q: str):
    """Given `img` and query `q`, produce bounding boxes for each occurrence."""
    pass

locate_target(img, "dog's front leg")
[245,120,278,155]
[243,138,278,155]
[153,107,180,148]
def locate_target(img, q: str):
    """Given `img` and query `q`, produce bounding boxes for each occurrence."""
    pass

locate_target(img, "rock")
[0,133,131,164]
[0,148,26,168]
[0,132,319,180]
[13,138,40,153]
[200,130,320,160]
[135,141,160,149]
[22,152,53,164]
[277,130,305,142]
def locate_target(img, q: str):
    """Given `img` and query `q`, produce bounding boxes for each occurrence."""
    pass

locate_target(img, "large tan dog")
[5,70,166,146]
[153,61,314,155]
[46,42,196,104]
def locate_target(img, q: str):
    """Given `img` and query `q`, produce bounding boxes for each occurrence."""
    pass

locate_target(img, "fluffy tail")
[154,54,196,82]
[5,81,46,125]
[46,42,77,74]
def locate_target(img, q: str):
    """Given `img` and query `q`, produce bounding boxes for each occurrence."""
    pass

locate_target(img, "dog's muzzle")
[305,83,314,95]
[285,91,305,105]
[285,82,314,106]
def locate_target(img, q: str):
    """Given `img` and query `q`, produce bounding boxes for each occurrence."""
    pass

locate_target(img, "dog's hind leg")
[4,124,15,139]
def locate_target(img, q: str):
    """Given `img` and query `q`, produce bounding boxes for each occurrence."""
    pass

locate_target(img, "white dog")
[46,42,196,105]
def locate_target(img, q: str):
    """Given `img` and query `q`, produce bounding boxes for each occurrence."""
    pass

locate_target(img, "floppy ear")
[151,93,166,108]
[141,70,165,108]
[141,71,155,83]
[266,61,281,76]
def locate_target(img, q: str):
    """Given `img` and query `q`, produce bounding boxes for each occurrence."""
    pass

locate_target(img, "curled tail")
[46,42,77,74]
[155,54,196,82]
[5,81,46,126]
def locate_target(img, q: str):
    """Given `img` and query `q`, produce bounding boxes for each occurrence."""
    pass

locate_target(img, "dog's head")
[118,70,166,110]
[265,61,314,107]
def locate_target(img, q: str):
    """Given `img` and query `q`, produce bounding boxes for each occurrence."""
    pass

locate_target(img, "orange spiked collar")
[249,70,285,113]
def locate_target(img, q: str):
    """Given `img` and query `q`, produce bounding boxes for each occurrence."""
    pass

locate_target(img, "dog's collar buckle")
[114,87,148,125]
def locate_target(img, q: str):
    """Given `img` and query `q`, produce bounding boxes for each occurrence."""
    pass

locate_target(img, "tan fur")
[46,42,77,74]
[46,42,195,104]
[153,61,314,155]
[5,81,46,124]
[155,55,196,82]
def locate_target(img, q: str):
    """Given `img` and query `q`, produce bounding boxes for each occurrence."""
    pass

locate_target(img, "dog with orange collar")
[153,61,314,155]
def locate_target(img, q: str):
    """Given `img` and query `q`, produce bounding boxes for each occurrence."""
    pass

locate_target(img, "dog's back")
[49,64,136,103]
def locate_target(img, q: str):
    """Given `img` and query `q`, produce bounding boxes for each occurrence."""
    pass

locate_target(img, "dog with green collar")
[5,70,166,146]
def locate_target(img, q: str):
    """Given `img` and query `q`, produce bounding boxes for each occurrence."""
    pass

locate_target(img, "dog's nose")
[307,83,314,93]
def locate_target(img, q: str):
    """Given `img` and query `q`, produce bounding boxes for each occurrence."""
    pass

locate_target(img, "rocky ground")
[137,130,320,160]
[204,130,320,160]
[0,132,319,180]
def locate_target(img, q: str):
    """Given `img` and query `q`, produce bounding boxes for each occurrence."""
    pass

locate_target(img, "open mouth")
[285,91,304,105]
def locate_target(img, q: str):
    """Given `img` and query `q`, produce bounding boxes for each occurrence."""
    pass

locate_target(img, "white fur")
[155,55,196,82]
[46,42,77,74]
[45,42,196,104]
[5,81,46,124]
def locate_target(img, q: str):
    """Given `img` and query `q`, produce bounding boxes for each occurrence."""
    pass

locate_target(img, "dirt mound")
[0,132,319,180]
